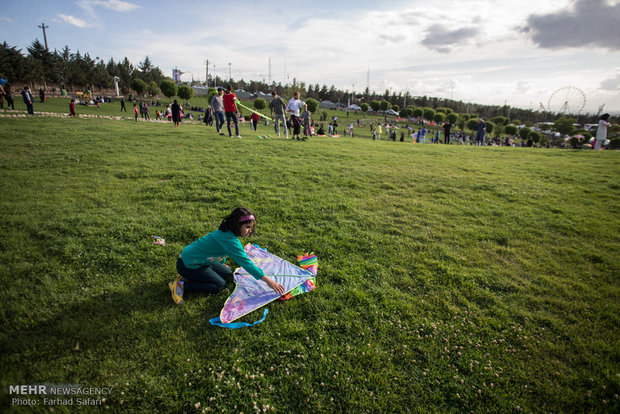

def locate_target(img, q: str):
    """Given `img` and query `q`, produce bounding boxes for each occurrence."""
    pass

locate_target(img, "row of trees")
[0,40,164,95]
[1,40,607,128]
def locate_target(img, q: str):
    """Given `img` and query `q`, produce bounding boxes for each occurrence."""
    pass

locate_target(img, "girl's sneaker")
[169,276,184,305]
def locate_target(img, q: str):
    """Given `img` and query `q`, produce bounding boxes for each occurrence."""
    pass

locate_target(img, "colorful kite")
[210,244,317,328]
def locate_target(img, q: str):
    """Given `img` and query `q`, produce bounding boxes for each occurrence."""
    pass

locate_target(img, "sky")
[1,0,619,114]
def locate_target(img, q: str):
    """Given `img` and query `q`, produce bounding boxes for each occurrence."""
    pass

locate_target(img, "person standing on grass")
[171,99,182,126]
[210,87,225,135]
[443,120,452,144]
[594,113,611,150]
[133,103,139,121]
[21,86,34,114]
[270,91,289,138]
[69,99,76,117]
[120,97,127,112]
[286,91,303,140]
[302,103,311,139]
[476,118,486,146]
[169,207,285,304]
[223,85,241,138]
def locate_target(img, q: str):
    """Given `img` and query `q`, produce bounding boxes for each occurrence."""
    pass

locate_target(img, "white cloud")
[0,16,13,22]
[57,14,93,28]
[91,0,140,12]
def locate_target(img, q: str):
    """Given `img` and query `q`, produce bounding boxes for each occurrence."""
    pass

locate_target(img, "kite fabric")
[210,244,317,328]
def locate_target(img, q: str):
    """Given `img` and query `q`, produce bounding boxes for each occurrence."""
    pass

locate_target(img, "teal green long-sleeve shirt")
[180,230,265,280]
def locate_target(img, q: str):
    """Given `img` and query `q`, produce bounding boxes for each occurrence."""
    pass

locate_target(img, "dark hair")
[226,84,233,92]
[219,206,256,236]
[601,113,610,121]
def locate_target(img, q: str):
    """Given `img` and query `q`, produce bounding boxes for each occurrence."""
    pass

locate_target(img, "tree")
[130,78,147,96]
[519,127,532,139]
[529,131,542,144]
[434,113,446,124]
[159,79,177,99]
[206,87,217,105]
[177,85,194,101]
[446,112,458,124]
[370,100,381,112]
[360,103,369,117]
[147,81,159,97]
[423,108,435,121]
[504,125,518,136]
[412,108,423,118]
[254,97,266,110]
[305,98,318,114]
[466,118,479,131]
[554,117,576,136]
[392,104,399,112]
[379,100,391,111]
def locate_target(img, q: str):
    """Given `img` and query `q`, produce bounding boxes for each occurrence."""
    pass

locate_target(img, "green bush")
[305,98,319,113]
[177,85,194,101]
[254,98,267,110]
[159,79,177,99]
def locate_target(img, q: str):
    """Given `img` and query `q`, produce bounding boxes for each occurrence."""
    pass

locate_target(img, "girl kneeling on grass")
[169,207,285,304]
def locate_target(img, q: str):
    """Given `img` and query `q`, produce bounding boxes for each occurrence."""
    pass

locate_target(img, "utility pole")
[38,23,49,51]
[205,59,209,89]
[228,63,232,82]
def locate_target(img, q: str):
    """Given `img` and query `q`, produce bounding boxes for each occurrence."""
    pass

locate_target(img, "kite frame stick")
[235,99,274,121]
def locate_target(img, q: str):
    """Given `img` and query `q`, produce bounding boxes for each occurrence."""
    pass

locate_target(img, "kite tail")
[210,308,269,329]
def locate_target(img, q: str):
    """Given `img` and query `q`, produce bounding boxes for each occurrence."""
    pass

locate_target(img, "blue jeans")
[214,111,225,133]
[176,257,233,294]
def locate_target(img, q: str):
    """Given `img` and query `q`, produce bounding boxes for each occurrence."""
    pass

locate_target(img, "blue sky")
[1,0,619,113]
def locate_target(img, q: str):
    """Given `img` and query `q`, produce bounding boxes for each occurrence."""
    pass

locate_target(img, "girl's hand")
[263,276,285,295]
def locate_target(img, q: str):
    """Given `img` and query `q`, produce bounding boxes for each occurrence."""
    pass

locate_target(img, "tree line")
[0,40,605,126]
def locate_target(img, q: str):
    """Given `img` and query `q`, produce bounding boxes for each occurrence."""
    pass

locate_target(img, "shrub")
[434,113,446,123]
[130,78,147,96]
[254,98,266,110]
[423,108,435,121]
[159,79,177,99]
[177,85,194,101]
[305,98,319,113]
[505,125,518,136]
[519,127,532,139]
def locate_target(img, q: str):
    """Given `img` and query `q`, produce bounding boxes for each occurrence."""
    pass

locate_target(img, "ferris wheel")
[547,86,586,114]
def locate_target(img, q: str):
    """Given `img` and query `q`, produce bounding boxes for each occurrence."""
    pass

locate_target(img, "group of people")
[205,87,313,140]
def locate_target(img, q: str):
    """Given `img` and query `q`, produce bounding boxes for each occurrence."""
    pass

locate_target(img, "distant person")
[210,88,225,135]
[250,111,260,131]
[270,91,288,138]
[171,100,182,126]
[120,97,127,112]
[594,113,611,150]
[475,118,486,146]
[4,83,14,110]
[39,88,45,103]
[133,103,139,121]
[21,86,34,114]
[69,99,76,117]
[302,103,311,139]
[443,121,452,144]
[223,85,241,138]
[286,91,303,140]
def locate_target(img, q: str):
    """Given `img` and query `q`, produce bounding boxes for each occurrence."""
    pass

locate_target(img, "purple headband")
[239,214,255,222]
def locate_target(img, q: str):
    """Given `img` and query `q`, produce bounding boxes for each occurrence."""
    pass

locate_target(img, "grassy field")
[0,114,619,413]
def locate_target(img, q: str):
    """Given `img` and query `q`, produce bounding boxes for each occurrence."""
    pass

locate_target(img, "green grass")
[0,115,619,413]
